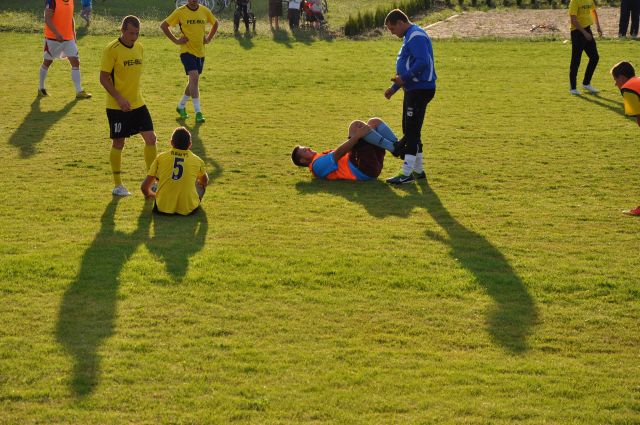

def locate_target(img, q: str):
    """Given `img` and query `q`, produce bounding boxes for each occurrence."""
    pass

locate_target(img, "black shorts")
[106,105,154,139]
[180,53,205,75]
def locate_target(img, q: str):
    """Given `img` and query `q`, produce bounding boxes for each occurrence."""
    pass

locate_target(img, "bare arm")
[198,172,209,187]
[44,8,63,41]
[592,9,602,36]
[160,21,188,44]
[140,175,156,199]
[205,21,218,44]
[100,71,131,111]
[332,124,371,161]
[570,15,592,41]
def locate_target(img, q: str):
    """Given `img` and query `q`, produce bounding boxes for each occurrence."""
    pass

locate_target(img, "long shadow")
[9,97,76,158]
[182,121,223,181]
[295,179,538,353]
[272,28,293,48]
[233,31,255,50]
[146,209,208,282]
[577,93,630,119]
[55,199,152,397]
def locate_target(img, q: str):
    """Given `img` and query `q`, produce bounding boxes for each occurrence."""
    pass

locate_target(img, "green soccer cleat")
[176,107,189,119]
[195,112,205,123]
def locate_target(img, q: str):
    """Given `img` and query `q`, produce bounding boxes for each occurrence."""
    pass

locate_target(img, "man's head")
[171,127,192,150]
[385,9,411,38]
[120,15,140,45]
[187,0,200,9]
[291,146,316,167]
[611,61,636,89]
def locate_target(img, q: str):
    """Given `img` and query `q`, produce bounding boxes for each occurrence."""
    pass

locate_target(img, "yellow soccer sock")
[110,147,123,186]
[144,144,157,171]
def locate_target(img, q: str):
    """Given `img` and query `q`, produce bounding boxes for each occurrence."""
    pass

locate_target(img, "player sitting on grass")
[141,127,209,216]
[291,118,402,181]
[610,61,640,216]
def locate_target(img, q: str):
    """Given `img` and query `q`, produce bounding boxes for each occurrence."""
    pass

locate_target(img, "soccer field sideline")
[0,31,639,423]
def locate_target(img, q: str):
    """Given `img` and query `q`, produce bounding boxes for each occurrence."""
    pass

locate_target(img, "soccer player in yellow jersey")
[611,61,640,216]
[568,0,602,95]
[161,0,218,124]
[39,0,91,99]
[141,127,209,216]
[100,16,158,197]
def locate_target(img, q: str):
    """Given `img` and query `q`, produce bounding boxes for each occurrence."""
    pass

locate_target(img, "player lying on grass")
[291,118,403,181]
[141,127,209,216]
[610,61,640,216]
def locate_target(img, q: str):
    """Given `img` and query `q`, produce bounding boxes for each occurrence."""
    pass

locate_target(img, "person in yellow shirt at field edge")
[161,0,218,124]
[568,0,602,95]
[610,61,640,216]
[141,127,209,216]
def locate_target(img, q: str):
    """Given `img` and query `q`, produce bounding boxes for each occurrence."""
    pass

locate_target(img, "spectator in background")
[288,0,301,31]
[234,0,251,33]
[80,0,92,25]
[568,0,602,95]
[269,0,282,30]
[618,0,639,38]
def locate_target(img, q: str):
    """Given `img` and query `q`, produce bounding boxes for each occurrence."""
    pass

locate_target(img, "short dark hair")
[385,9,409,25]
[121,15,141,30]
[611,61,636,79]
[172,127,191,150]
[291,146,306,167]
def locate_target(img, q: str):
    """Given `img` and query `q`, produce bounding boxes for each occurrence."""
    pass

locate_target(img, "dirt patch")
[424,7,621,39]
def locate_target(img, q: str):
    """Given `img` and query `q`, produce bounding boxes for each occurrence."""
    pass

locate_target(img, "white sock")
[178,95,190,109]
[401,154,416,176]
[192,97,201,113]
[71,68,82,92]
[413,152,424,173]
[39,65,48,90]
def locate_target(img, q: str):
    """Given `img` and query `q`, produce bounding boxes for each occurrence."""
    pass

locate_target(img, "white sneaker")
[112,184,131,196]
[582,84,599,93]
[569,89,581,95]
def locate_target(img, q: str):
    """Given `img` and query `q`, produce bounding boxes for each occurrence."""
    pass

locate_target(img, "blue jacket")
[391,24,437,93]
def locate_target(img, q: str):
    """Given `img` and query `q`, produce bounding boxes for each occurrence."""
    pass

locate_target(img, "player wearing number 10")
[141,127,209,216]
[100,16,157,197]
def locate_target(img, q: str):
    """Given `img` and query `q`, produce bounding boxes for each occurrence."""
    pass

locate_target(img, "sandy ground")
[424,7,624,39]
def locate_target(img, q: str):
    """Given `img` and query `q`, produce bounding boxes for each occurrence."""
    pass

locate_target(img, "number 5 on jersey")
[172,157,184,180]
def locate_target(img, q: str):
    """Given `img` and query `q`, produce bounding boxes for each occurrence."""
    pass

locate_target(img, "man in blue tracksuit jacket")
[384,9,437,184]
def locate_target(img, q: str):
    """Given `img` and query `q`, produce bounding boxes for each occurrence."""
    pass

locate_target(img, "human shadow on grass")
[146,209,208,282]
[295,179,538,353]
[272,28,293,48]
[577,93,629,119]
[9,97,76,158]
[56,199,209,396]
[181,121,223,180]
[234,31,255,50]
[55,198,152,397]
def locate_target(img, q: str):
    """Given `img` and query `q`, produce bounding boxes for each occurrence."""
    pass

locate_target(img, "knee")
[348,120,365,134]
[112,139,125,150]
[143,132,157,145]
[367,117,382,128]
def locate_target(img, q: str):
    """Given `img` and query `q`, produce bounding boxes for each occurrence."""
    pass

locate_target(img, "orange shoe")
[623,206,640,216]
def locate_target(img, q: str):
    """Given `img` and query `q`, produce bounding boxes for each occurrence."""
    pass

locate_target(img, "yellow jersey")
[100,38,145,110]
[149,148,206,215]
[164,5,216,58]
[621,77,640,117]
[568,0,595,30]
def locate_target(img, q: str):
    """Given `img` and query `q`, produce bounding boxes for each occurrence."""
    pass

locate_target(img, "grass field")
[0,21,639,425]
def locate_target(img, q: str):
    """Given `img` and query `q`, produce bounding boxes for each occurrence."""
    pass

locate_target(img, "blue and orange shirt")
[620,76,640,117]
[309,151,372,181]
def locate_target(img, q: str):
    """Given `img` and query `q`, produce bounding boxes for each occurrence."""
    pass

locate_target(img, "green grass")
[1,30,639,424]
